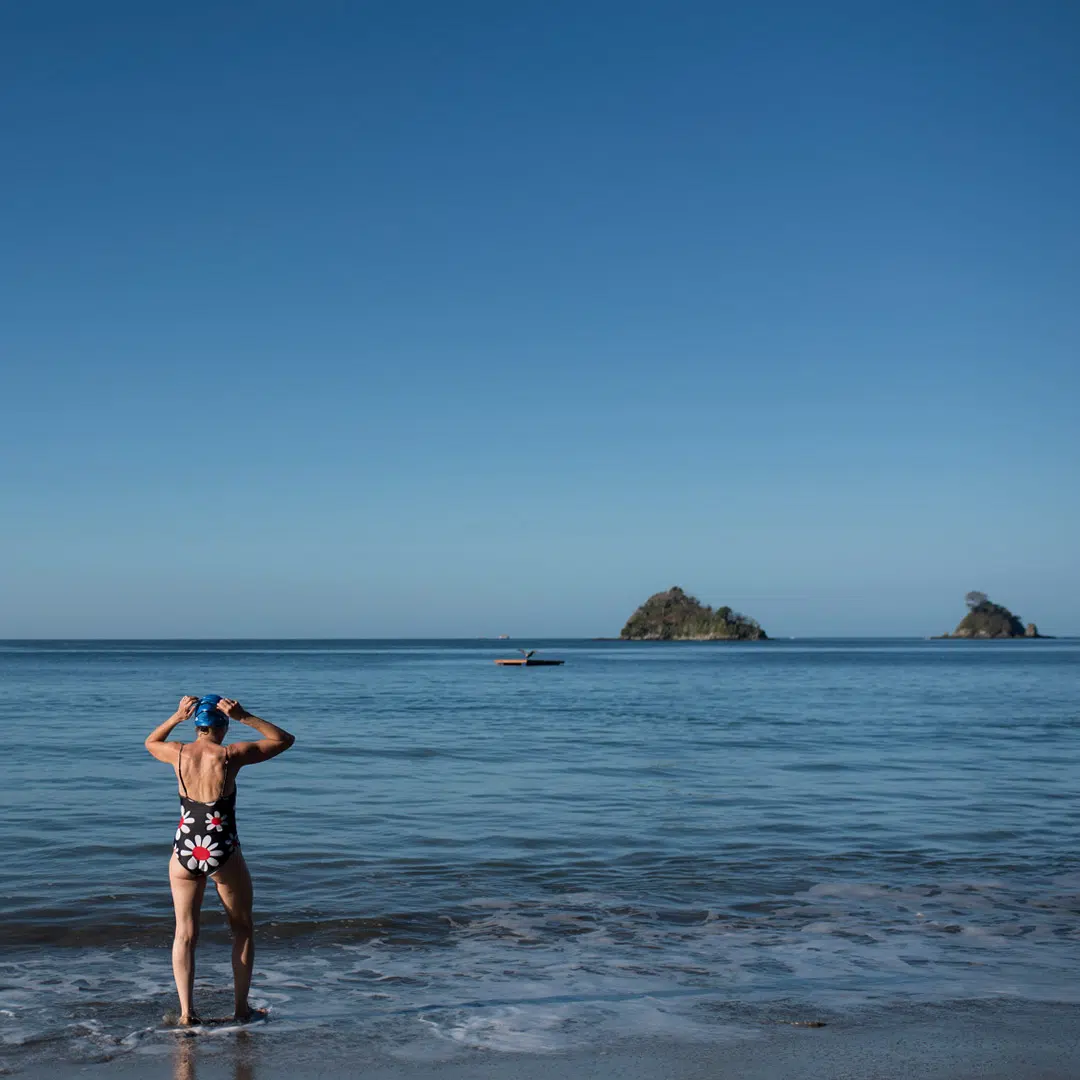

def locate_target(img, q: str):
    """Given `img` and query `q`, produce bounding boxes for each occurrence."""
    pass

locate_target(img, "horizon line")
[1,635,1075,643]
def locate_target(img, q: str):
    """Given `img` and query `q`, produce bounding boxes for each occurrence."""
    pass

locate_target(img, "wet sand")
[15,1000,1080,1080]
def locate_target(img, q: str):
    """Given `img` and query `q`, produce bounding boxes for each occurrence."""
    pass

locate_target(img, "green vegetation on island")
[935,591,1048,639]
[620,587,768,641]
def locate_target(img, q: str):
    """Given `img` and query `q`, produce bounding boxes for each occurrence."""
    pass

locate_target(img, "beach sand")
[14,1000,1079,1080]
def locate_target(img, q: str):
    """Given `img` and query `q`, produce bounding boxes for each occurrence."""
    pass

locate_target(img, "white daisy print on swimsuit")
[182,834,224,872]
[176,808,195,841]
[204,809,228,832]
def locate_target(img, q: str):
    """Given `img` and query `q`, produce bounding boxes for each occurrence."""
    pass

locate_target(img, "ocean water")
[0,638,1077,1072]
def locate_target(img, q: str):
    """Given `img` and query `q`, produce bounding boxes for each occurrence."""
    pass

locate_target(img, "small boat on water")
[495,649,564,667]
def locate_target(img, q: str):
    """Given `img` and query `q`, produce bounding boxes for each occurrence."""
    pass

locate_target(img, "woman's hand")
[219,698,250,722]
[176,696,199,720]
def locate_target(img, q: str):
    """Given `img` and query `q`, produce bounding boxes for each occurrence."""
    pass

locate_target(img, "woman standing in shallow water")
[145,695,295,1026]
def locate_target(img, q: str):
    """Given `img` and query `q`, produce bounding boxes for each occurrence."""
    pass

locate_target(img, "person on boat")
[145,695,295,1026]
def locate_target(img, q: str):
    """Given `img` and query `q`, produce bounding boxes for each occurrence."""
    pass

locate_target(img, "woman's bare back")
[175,742,236,802]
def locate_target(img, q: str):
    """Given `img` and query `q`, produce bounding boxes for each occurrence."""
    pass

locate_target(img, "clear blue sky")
[1,1,1077,638]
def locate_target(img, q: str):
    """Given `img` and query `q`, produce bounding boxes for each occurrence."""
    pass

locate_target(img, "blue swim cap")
[194,694,229,729]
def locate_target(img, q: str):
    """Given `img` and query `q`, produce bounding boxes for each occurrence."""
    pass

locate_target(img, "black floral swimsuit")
[173,745,239,875]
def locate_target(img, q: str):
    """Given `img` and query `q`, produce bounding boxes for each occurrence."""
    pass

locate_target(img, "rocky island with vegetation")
[934,592,1049,639]
[620,587,768,641]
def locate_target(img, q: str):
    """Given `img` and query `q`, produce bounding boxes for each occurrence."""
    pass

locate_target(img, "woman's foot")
[177,1013,202,1027]
[233,1006,267,1023]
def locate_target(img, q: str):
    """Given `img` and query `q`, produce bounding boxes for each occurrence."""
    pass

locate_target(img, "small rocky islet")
[619,587,767,641]
[933,592,1050,639]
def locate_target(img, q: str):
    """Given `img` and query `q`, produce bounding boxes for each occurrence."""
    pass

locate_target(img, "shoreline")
[12,1000,1080,1080]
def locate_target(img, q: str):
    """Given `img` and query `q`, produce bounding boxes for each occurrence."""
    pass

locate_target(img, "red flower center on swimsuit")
[181,834,224,872]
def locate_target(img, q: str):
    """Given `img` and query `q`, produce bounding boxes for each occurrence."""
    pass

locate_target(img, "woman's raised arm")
[219,698,295,766]
[144,696,198,763]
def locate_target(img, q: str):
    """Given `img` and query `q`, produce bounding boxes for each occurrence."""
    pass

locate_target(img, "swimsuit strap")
[177,744,190,797]
[218,747,230,800]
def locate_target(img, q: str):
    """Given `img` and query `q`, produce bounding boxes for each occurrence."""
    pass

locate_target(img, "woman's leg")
[211,850,257,1020]
[169,854,207,1023]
